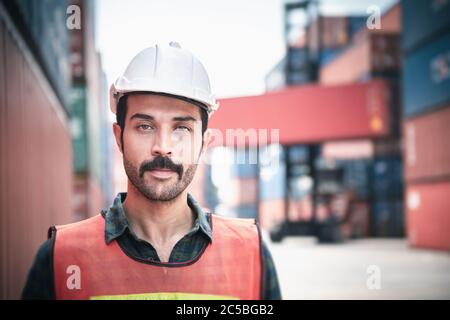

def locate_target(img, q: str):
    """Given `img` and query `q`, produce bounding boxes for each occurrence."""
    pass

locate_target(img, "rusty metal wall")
[0,12,73,299]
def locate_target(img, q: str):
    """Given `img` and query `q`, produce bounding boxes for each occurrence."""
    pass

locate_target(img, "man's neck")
[122,182,194,253]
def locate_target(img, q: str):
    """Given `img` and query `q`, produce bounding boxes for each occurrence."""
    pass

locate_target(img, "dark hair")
[116,94,209,150]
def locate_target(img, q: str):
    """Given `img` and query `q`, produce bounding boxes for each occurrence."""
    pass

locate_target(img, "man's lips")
[147,168,176,179]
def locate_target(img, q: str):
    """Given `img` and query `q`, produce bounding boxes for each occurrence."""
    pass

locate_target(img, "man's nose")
[151,131,174,157]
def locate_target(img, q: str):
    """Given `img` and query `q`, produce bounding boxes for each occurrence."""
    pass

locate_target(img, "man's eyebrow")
[129,113,154,121]
[172,116,198,122]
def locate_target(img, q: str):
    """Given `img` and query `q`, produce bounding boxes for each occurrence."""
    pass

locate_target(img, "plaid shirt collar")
[102,193,212,244]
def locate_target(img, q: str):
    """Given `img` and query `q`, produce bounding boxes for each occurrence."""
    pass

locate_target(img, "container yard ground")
[265,235,450,299]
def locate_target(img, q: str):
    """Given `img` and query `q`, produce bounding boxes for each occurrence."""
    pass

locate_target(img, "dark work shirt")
[22,193,282,300]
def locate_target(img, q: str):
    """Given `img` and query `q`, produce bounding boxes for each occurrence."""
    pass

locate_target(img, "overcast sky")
[96,0,398,99]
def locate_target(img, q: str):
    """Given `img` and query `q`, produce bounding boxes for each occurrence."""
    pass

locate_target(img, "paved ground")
[264,235,450,299]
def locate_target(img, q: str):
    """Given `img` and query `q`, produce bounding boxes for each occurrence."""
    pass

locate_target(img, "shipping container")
[320,33,400,85]
[70,85,88,173]
[259,199,284,231]
[371,200,404,237]
[230,148,258,178]
[69,0,111,211]
[99,71,114,206]
[404,104,450,182]
[3,0,71,111]
[345,200,370,238]
[319,47,343,66]
[260,166,285,201]
[323,140,374,160]
[228,177,258,206]
[0,13,73,299]
[231,204,258,219]
[309,16,349,53]
[406,180,450,250]
[402,0,450,53]
[403,31,450,118]
[370,156,404,200]
[212,80,391,145]
[373,137,402,157]
[287,145,309,164]
[352,2,402,43]
[348,16,367,38]
[73,174,106,220]
[335,158,372,200]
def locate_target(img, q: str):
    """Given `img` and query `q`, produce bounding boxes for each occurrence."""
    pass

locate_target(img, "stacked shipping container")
[70,0,112,219]
[0,3,73,299]
[259,145,286,231]
[401,0,450,250]
[259,145,314,231]
[317,3,404,237]
[266,15,367,91]
[228,148,259,219]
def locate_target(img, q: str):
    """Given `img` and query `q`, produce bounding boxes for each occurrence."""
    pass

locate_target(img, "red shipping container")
[259,199,285,232]
[309,16,349,51]
[404,105,450,182]
[0,17,73,299]
[228,177,258,207]
[212,80,390,146]
[320,33,400,85]
[258,198,313,232]
[406,181,450,251]
[352,3,401,43]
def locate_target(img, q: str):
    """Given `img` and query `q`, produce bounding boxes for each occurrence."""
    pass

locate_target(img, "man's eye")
[137,124,153,130]
[175,126,191,132]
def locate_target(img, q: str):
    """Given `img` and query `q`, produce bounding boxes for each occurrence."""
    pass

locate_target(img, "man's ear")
[201,129,213,155]
[112,123,123,153]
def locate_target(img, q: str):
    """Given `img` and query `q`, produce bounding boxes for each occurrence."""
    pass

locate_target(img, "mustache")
[139,156,183,178]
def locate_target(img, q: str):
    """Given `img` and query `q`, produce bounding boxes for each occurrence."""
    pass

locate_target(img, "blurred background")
[0,0,449,299]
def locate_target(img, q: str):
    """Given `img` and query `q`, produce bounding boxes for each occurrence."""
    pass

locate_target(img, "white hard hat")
[109,42,219,117]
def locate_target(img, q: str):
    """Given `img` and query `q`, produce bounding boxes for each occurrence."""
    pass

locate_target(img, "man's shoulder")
[53,214,104,233]
[210,213,257,227]
[50,214,105,248]
[210,214,260,241]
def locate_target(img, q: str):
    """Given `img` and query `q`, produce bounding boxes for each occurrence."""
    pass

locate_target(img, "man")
[22,42,281,300]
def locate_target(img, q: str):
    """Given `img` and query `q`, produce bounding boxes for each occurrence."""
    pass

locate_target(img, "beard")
[123,154,198,202]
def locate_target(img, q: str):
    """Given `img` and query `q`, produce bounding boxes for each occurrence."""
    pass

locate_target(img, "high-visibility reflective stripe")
[90,292,239,300]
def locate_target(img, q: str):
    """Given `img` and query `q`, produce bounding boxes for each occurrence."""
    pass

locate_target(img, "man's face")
[113,94,209,202]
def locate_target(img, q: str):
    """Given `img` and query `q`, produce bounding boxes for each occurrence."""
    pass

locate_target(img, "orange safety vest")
[51,214,262,300]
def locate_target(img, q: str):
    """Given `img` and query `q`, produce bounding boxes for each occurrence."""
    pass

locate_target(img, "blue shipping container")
[403,31,450,117]
[402,0,450,52]
[12,0,71,110]
[232,205,257,219]
[230,147,258,178]
[348,16,367,38]
[336,159,372,199]
[319,48,344,66]
[372,200,404,237]
[371,157,404,200]
[288,145,309,164]
[259,146,286,200]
